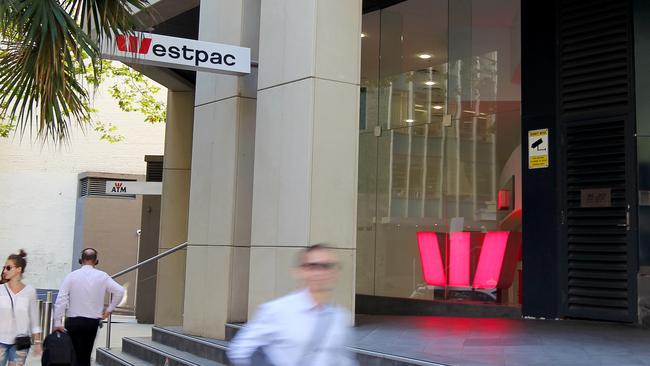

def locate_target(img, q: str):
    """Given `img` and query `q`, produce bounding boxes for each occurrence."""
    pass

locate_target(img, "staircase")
[96,323,446,366]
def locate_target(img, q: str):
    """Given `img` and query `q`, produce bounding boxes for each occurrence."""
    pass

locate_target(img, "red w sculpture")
[417,231,521,289]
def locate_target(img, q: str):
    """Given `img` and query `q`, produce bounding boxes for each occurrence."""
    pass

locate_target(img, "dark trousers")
[65,317,100,366]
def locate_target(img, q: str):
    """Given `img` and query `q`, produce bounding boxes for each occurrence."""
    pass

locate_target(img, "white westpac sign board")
[101,32,251,75]
[106,181,162,195]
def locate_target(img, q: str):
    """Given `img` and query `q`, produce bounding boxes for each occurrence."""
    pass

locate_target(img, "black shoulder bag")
[4,284,32,350]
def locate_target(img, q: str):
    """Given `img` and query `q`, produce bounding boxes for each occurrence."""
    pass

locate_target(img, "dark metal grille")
[565,117,629,319]
[79,177,136,198]
[559,0,635,321]
[146,161,164,182]
[560,0,630,118]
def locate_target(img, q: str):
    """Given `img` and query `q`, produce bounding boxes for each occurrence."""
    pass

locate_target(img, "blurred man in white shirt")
[228,244,357,366]
[53,248,124,366]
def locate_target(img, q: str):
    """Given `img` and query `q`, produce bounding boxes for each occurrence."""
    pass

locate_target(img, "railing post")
[103,241,188,350]
[38,299,43,332]
[106,294,112,349]
[41,291,53,336]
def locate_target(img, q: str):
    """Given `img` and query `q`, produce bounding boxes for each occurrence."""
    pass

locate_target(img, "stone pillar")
[182,0,259,339]
[154,91,194,326]
[248,0,362,315]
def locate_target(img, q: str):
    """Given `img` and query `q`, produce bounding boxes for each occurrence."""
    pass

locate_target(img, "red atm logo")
[117,35,152,54]
[416,231,521,289]
[111,182,127,193]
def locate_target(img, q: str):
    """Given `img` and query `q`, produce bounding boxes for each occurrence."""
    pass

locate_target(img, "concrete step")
[224,323,242,342]
[226,323,447,366]
[122,337,225,366]
[108,325,447,366]
[96,348,153,366]
[152,326,229,364]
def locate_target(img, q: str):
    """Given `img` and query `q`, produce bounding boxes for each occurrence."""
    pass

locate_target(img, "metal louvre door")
[558,0,638,321]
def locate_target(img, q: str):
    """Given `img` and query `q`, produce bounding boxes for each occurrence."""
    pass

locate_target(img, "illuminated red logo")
[417,231,521,289]
[111,181,127,193]
[117,35,152,54]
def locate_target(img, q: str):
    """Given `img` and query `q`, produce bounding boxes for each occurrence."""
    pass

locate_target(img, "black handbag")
[14,335,31,351]
[4,284,32,350]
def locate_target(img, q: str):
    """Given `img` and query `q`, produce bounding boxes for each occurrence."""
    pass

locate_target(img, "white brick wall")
[0,75,166,289]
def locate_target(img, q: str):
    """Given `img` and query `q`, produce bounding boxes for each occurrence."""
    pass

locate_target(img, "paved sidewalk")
[26,315,152,366]
[353,315,650,366]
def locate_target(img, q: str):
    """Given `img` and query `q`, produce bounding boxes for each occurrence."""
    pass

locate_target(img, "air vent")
[559,0,635,322]
[146,161,163,182]
[79,177,136,198]
[560,0,631,120]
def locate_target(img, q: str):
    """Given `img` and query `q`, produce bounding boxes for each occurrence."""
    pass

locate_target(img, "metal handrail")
[106,241,188,348]
[111,241,188,279]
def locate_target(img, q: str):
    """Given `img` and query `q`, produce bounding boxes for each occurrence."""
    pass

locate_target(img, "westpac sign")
[101,32,251,75]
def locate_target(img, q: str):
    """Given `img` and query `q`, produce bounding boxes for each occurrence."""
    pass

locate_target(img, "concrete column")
[182,0,259,339]
[248,0,362,315]
[154,91,194,326]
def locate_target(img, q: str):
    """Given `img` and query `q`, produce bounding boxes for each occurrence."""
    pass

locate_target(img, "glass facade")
[358,0,522,306]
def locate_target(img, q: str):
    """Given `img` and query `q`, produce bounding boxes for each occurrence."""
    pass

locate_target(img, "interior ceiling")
[363,0,408,13]
[361,0,520,80]
[137,0,520,89]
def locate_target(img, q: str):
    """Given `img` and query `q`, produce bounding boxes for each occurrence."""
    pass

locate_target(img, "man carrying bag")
[53,248,124,366]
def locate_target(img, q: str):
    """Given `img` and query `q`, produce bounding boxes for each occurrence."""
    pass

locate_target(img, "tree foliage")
[87,60,166,143]
[0,0,151,143]
[101,62,166,125]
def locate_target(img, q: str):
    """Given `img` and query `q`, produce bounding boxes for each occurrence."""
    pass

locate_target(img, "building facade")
[135,0,650,339]
[0,76,166,293]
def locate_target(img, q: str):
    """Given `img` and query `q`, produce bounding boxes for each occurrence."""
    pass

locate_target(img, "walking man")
[53,248,124,366]
[228,244,357,365]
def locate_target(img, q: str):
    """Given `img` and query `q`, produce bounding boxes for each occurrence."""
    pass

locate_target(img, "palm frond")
[62,0,150,43]
[0,0,150,143]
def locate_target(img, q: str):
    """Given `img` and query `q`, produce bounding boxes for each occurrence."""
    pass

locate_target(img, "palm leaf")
[0,0,150,143]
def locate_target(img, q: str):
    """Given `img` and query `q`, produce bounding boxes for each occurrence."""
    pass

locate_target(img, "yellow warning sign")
[528,129,549,169]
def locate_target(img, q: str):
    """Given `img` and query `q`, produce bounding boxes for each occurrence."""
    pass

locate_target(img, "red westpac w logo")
[117,35,152,54]
[416,231,521,289]
[110,181,127,193]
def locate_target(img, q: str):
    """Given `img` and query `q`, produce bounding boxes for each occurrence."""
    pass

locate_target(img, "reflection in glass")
[357,0,522,306]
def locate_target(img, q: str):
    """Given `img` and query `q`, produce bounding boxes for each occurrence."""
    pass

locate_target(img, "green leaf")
[0,0,152,143]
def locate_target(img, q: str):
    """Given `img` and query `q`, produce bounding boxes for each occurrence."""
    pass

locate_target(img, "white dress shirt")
[53,265,125,327]
[228,289,357,366]
[0,284,41,344]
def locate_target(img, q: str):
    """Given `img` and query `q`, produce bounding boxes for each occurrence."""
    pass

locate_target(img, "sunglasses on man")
[300,262,340,270]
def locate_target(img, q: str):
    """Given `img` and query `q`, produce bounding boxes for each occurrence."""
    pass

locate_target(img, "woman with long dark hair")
[0,250,42,366]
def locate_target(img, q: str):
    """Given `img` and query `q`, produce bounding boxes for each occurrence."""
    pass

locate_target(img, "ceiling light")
[425,81,436,86]
[405,119,415,123]
[418,53,432,60]
[433,105,443,110]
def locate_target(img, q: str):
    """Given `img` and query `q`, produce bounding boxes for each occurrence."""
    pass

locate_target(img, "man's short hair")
[297,244,332,266]
[81,248,98,262]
